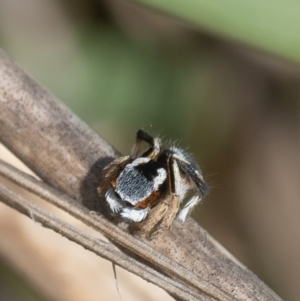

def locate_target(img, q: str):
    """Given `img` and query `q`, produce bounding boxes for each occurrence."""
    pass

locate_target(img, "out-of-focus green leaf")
[132,0,300,63]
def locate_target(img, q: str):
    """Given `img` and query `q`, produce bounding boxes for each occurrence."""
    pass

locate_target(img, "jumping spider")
[97,130,208,235]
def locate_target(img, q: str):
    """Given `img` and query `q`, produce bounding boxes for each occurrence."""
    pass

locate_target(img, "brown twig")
[0,159,211,301]
[0,181,203,301]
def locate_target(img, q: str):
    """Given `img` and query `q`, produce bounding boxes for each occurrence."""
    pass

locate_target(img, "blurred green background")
[1,0,300,300]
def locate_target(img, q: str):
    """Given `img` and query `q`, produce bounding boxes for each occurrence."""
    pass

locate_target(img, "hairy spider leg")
[105,188,123,213]
[159,154,182,228]
[140,152,181,235]
[173,155,208,221]
[175,155,208,195]
[177,195,201,221]
[97,155,131,212]
[120,206,150,223]
[131,130,161,160]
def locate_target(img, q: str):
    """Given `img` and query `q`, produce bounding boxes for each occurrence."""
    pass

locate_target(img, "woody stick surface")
[0,181,200,301]
[0,48,282,301]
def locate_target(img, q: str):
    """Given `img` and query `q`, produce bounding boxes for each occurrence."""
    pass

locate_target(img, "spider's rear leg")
[157,194,180,230]
[159,154,182,229]
[97,155,131,212]
[138,195,177,237]
[139,154,181,236]
[97,155,131,197]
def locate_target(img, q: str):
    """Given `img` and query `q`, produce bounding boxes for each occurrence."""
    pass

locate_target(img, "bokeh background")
[0,0,300,300]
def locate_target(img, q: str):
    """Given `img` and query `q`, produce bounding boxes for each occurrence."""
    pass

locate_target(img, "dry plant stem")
[0,158,226,301]
[0,183,199,301]
[0,161,203,301]
[0,48,283,301]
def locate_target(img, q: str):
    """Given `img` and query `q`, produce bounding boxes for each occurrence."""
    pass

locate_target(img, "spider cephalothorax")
[97,130,208,235]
